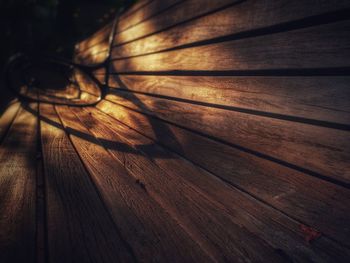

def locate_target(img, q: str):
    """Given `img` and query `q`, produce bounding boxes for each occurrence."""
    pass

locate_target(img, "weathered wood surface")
[77,22,112,54]
[1,0,349,261]
[119,0,154,21]
[91,68,107,84]
[75,47,109,64]
[96,99,350,247]
[39,103,133,262]
[74,69,103,96]
[117,0,182,34]
[114,0,243,45]
[112,20,350,72]
[0,104,38,263]
[76,105,350,262]
[0,101,20,142]
[107,75,350,125]
[102,91,350,186]
[72,106,286,262]
[34,89,99,105]
[56,105,210,262]
[112,0,350,58]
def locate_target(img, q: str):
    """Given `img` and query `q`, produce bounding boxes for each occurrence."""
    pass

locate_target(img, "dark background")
[0,0,134,111]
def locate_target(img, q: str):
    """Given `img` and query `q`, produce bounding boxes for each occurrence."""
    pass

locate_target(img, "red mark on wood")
[300,224,322,243]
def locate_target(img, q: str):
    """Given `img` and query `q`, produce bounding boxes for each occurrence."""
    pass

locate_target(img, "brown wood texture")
[33,89,99,105]
[114,0,241,45]
[112,20,350,72]
[77,105,350,262]
[74,69,103,96]
[96,99,350,247]
[75,48,109,65]
[119,0,154,21]
[56,105,211,262]
[0,101,20,142]
[102,91,350,185]
[0,104,38,263]
[117,0,182,34]
[39,103,133,262]
[77,22,112,53]
[72,106,285,262]
[112,0,350,58]
[107,75,350,125]
[2,0,348,261]
[90,68,107,85]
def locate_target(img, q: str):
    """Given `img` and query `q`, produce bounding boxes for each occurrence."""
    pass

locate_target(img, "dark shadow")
[106,73,184,155]
[21,102,173,159]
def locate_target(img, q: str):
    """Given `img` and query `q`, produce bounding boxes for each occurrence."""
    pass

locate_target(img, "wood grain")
[107,75,350,125]
[112,20,350,72]
[113,0,350,58]
[117,0,182,34]
[114,0,240,45]
[72,106,285,262]
[96,99,350,247]
[0,104,37,263]
[119,0,154,21]
[39,103,133,262]
[56,105,211,262]
[78,105,350,262]
[103,91,350,185]
[77,22,112,53]
[74,70,102,96]
[75,47,109,65]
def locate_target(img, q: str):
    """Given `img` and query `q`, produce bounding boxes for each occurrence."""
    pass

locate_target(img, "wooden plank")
[96,99,350,247]
[39,103,133,262]
[120,0,154,20]
[112,20,350,72]
[55,105,211,262]
[114,0,240,45]
[79,47,109,62]
[74,70,102,96]
[72,106,285,262]
[103,91,350,185]
[77,105,350,262]
[33,90,98,106]
[77,22,112,53]
[113,0,350,58]
[0,101,20,143]
[117,0,182,33]
[107,75,350,125]
[75,47,109,65]
[94,72,106,84]
[0,103,37,263]
[38,86,79,100]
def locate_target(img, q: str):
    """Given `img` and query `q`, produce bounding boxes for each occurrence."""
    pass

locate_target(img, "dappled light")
[1,0,350,262]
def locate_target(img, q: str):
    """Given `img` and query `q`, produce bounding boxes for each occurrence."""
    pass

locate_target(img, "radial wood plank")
[117,0,182,33]
[39,103,133,263]
[112,21,350,72]
[55,105,211,262]
[114,0,240,45]
[96,99,350,247]
[72,106,286,262]
[113,0,350,58]
[103,91,350,186]
[77,105,350,262]
[0,103,38,263]
[107,75,350,125]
